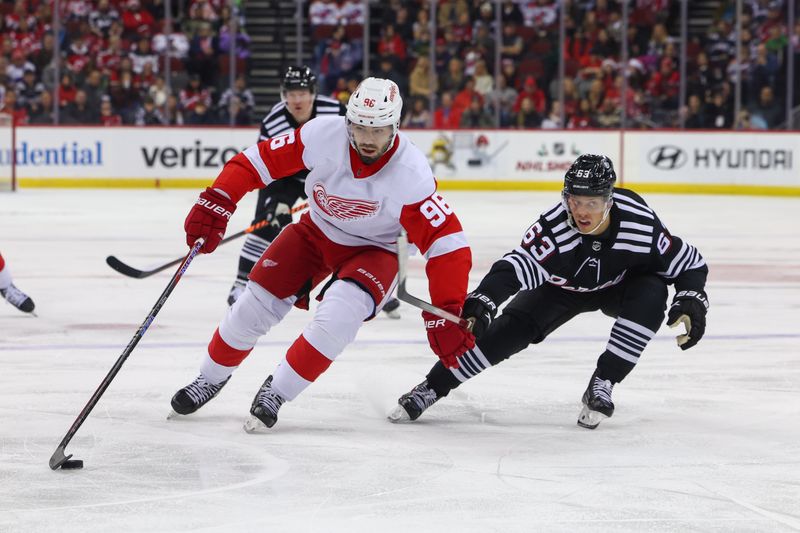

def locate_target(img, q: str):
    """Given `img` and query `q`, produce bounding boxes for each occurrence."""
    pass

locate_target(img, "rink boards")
[4,126,800,195]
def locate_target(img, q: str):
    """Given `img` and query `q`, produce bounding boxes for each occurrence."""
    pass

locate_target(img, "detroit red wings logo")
[312,182,380,221]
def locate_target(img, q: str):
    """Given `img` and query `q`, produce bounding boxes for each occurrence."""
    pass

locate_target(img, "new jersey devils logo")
[312,182,380,221]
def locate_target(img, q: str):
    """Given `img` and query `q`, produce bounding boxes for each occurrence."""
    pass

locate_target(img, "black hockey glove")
[667,290,709,351]
[462,292,498,339]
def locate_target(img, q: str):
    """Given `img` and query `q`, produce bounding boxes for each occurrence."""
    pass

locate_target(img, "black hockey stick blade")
[49,445,72,470]
[396,230,473,330]
[106,254,180,279]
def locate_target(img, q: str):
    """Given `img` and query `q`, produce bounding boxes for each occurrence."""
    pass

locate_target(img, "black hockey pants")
[427,274,668,398]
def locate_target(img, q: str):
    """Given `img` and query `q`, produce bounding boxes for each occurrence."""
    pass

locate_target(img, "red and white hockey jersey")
[213,116,471,309]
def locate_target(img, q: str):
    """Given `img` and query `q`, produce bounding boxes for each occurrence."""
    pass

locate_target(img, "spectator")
[750,43,779,94]
[595,98,621,128]
[440,57,466,94]
[704,89,732,129]
[30,33,57,73]
[317,25,363,92]
[188,22,219,86]
[402,97,431,128]
[82,69,106,111]
[108,70,141,121]
[99,96,123,126]
[432,91,462,129]
[28,90,54,124]
[148,76,170,107]
[459,95,493,128]
[219,95,251,126]
[152,17,190,61]
[219,74,255,114]
[57,73,78,108]
[375,55,408,97]
[218,21,252,62]
[89,0,120,38]
[63,89,98,124]
[453,77,482,116]
[6,50,35,85]
[15,69,44,109]
[500,0,524,27]
[683,94,706,129]
[134,96,166,125]
[748,86,782,129]
[409,57,436,99]
[121,0,156,38]
[179,74,212,113]
[472,59,494,97]
[500,23,524,62]
[541,100,563,129]
[162,94,184,125]
[130,37,159,74]
[568,98,594,128]
[185,99,215,124]
[0,90,28,124]
[309,0,340,27]
[487,75,517,127]
[514,96,542,128]
[513,76,546,114]
[377,24,407,63]
[647,56,680,110]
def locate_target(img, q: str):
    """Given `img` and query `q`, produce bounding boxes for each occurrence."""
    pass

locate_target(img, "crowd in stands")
[0,0,255,126]
[309,0,798,130]
[1,0,797,130]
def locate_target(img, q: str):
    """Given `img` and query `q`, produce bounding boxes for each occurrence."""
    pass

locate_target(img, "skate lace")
[2,284,29,307]
[592,377,614,405]
[185,377,224,406]
[255,383,285,415]
[409,382,438,410]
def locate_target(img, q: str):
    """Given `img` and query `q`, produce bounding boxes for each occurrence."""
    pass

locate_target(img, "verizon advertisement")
[625,131,799,186]
[11,127,252,179]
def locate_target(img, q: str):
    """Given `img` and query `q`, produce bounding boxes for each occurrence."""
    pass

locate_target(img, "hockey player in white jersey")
[171,77,475,431]
[228,65,402,317]
[390,154,710,429]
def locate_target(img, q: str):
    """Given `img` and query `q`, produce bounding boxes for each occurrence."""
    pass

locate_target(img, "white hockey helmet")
[346,77,403,148]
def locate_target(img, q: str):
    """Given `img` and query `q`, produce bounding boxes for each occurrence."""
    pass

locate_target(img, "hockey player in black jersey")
[227,65,402,317]
[389,154,709,429]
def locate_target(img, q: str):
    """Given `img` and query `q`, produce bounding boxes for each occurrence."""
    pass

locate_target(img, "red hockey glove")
[184,187,236,253]
[423,306,475,369]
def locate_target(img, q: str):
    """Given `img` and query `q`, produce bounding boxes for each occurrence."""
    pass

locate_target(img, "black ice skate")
[1,284,35,314]
[382,297,401,319]
[244,376,286,432]
[577,371,615,429]
[169,375,230,417]
[387,380,441,422]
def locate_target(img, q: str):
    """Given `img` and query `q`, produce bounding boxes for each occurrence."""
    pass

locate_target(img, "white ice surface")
[1,189,799,533]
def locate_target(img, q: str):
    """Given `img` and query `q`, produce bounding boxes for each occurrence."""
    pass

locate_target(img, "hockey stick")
[106,202,309,279]
[49,239,205,471]
[396,230,473,330]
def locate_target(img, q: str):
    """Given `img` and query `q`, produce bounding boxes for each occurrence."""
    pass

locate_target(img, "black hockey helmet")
[282,65,317,94]
[563,154,617,198]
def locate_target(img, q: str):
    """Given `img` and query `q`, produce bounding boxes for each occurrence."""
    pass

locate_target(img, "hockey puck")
[60,459,84,470]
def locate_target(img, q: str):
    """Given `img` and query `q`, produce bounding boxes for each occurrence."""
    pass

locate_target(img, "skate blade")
[387,405,411,423]
[243,415,268,433]
[577,405,608,430]
[166,410,183,420]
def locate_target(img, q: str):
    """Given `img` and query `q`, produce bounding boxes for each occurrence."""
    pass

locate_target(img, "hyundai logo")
[648,145,687,170]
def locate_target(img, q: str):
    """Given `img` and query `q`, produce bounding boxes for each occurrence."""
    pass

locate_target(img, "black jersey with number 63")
[474,188,708,305]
